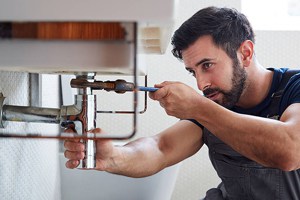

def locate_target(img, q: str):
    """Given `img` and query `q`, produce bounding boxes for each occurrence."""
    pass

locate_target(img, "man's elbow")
[274,152,300,171]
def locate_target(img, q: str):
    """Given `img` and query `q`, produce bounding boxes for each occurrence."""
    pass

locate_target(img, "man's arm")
[64,120,203,177]
[150,81,300,171]
[199,101,300,171]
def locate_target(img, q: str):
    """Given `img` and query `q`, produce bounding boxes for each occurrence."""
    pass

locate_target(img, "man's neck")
[236,64,273,109]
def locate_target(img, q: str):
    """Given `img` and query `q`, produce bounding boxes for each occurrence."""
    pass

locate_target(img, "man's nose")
[196,77,211,91]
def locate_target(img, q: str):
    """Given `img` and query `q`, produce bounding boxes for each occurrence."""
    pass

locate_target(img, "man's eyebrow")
[195,58,213,67]
[185,58,215,70]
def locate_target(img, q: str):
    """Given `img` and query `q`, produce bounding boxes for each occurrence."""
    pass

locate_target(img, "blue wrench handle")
[138,86,159,92]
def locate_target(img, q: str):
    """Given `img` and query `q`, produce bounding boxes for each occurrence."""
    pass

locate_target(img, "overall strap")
[267,69,300,119]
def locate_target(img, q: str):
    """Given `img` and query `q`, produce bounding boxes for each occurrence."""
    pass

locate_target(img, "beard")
[203,58,247,109]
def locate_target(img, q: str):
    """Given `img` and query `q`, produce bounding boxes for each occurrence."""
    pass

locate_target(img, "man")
[64,7,300,199]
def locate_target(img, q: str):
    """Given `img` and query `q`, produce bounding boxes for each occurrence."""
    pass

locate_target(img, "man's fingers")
[154,81,175,88]
[64,150,85,160]
[89,128,102,134]
[149,87,167,100]
[150,81,180,100]
[64,140,85,151]
[65,160,80,169]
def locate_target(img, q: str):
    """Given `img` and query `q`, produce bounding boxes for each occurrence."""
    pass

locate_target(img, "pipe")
[0,73,98,169]
[1,99,96,169]
[74,73,97,169]
[3,105,61,124]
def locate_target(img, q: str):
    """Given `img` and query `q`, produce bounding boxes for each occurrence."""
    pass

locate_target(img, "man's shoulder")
[272,68,300,88]
[284,69,300,86]
[279,68,300,113]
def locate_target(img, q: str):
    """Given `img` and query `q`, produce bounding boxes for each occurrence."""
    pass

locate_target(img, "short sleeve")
[280,73,300,114]
[184,119,204,130]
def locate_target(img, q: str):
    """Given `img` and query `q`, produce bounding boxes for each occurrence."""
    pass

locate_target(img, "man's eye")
[188,70,195,77]
[203,63,212,70]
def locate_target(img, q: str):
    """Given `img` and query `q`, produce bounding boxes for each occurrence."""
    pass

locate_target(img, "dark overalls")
[202,70,300,200]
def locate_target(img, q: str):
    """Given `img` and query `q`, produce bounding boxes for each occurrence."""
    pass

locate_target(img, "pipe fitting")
[0,93,6,128]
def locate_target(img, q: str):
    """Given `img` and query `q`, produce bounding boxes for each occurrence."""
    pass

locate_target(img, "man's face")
[182,35,246,108]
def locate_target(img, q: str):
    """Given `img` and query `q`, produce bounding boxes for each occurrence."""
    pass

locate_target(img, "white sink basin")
[59,153,180,200]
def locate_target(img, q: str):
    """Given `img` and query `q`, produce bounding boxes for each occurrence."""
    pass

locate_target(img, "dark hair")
[171,6,255,60]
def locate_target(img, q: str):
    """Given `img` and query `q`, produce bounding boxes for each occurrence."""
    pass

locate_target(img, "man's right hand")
[64,128,116,170]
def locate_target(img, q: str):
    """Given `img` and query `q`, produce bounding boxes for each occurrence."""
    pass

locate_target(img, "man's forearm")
[106,137,166,178]
[102,120,203,176]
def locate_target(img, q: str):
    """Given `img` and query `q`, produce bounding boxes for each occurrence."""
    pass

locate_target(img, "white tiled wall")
[255,31,300,69]
[0,72,61,200]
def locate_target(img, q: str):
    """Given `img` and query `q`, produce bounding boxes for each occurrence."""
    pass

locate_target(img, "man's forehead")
[182,46,222,68]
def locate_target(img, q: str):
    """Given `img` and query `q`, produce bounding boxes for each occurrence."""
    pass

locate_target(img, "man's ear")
[239,40,254,67]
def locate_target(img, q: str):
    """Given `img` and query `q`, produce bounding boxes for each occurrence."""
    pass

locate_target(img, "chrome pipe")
[73,93,97,169]
[2,97,96,169]
[73,73,97,169]
[3,105,61,124]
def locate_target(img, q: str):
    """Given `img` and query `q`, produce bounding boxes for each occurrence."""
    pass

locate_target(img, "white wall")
[255,31,300,69]
[0,73,61,200]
